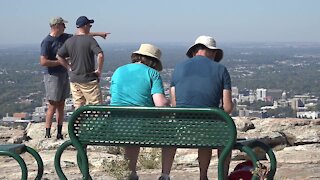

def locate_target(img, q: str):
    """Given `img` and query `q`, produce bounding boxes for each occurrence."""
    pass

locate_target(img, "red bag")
[228,160,254,180]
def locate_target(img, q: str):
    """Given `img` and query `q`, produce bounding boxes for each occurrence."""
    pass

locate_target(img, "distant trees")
[1,43,320,118]
[0,46,44,118]
[225,52,320,98]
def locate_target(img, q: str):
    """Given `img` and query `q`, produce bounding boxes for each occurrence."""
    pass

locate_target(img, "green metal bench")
[54,105,276,180]
[0,144,44,180]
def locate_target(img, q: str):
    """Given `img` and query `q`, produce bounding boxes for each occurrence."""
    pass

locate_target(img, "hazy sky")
[1,0,320,45]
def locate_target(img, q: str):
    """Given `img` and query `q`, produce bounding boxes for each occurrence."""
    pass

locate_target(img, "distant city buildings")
[232,86,319,119]
[1,69,319,123]
[297,111,319,120]
[256,88,267,101]
[98,69,320,120]
[31,97,74,123]
[2,112,33,124]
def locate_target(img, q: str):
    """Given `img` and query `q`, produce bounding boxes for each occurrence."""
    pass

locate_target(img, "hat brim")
[132,51,163,71]
[50,20,68,26]
[186,44,223,62]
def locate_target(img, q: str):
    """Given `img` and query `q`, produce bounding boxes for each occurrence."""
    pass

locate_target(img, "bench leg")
[55,140,92,180]
[246,141,277,180]
[234,144,260,180]
[54,140,73,180]
[0,151,28,180]
[234,141,277,180]
[25,146,44,180]
[77,145,93,180]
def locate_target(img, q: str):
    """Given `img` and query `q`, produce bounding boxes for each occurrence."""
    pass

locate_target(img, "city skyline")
[1,0,320,45]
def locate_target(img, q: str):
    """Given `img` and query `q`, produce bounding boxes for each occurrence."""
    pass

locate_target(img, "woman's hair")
[131,53,159,70]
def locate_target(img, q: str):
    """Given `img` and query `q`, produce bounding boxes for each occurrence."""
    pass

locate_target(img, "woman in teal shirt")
[110,44,171,180]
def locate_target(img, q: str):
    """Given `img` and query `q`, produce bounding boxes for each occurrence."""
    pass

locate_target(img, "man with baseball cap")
[40,16,109,140]
[168,35,233,180]
[57,16,105,110]
[40,16,71,140]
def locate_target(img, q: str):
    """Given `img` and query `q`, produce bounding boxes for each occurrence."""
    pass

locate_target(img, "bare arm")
[152,93,169,107]
[95,52,104,77]
[152,72,169,106]
[169,86,176,107]
[40,56,61,67]
[222,89,233,114]
[88,32,111,39]
[56,55,70,70]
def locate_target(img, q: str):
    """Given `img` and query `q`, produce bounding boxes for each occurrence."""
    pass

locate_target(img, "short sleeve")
[90,38,103,55]
[149,69,165,95]
[40,40,50,57]
[223,67,232,90]
[170,64,180,87]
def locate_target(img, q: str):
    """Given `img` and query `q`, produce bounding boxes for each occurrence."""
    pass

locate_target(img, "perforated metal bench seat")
[0,144,44,180]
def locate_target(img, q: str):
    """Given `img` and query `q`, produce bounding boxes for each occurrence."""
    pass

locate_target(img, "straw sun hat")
[132,43,163,71]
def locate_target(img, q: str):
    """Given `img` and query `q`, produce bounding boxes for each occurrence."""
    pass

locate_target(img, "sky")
[1,0,320,45]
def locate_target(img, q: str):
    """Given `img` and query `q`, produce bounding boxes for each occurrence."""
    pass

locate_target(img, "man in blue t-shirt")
[169,35,233,180]
[40,16,109,140]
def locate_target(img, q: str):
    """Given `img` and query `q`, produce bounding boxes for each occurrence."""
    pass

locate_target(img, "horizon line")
[1,41,320,47]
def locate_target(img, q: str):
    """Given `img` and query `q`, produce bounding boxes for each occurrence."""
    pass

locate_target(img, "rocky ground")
[1,117,320,180]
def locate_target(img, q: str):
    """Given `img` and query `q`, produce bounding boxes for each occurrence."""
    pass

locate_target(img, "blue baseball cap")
[76,16,94,28]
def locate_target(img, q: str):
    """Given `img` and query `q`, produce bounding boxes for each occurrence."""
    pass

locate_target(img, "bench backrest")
[68,105,237,149]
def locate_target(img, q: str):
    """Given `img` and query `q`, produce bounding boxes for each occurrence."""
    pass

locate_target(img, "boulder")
[1,117,320,180]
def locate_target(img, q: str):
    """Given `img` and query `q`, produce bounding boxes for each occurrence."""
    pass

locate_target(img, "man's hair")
[131,54,158,70]
[189,44,209,57]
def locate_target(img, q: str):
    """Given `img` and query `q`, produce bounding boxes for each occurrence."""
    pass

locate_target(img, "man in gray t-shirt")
[57,16,104,109]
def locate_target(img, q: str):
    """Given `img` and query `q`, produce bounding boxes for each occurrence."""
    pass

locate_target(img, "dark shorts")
[44,72,70,102]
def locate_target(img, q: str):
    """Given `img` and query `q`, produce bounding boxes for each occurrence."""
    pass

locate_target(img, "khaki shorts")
[70,80,102,109]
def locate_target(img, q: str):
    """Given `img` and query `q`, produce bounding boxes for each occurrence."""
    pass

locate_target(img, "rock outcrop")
[0,117,320,179]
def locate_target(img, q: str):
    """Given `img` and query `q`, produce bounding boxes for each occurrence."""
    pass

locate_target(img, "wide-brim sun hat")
[186,35,224,62]
[132,43,163,71]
